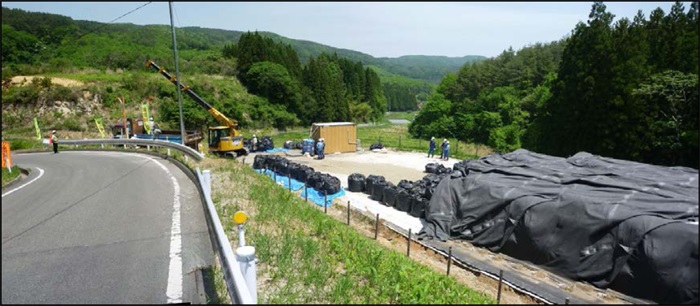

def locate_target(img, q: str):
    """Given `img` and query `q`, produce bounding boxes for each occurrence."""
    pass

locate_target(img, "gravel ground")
[245,148,458,234]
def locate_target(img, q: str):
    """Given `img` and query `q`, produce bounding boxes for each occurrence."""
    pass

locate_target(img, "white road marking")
[144,156,183,304]
[2,167,45,198]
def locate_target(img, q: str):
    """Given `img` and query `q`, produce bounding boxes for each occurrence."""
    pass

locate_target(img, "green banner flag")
[33,117,41,140]
[95,118,106,139]
[141,104,151,134]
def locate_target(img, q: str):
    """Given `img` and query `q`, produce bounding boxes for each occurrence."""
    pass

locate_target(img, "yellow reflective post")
[234,211,248,248]
[233,211,248,225]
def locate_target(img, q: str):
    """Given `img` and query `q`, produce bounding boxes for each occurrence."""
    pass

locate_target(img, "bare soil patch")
[10,76,84,87]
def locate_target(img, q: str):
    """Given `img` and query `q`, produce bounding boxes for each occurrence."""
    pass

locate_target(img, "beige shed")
[310,122,357,153]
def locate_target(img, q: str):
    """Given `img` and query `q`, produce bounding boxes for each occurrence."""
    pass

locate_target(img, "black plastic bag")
[382,183,398,207]
[348,173,366,192]
[369,142,384,150]
[395,189,412,212]
[365,175,385,196]
[371,180,387,202]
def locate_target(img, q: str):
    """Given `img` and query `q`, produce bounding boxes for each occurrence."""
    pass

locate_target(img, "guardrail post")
[202,170,211,197]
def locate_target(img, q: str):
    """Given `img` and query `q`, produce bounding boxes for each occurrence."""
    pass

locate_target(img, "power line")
[75,2,153,40]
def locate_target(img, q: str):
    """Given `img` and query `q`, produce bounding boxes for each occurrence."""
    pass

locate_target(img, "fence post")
[374,213,379,240]
[399,135,401,150]
[324,191,328,213]
[496,269,504,304]
[407,228,411,257]
[347,201,351,225]
[304,181,308,202]
[446,246,452,276]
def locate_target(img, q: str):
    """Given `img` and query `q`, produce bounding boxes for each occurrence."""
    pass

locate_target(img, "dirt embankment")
[9,76,85,87]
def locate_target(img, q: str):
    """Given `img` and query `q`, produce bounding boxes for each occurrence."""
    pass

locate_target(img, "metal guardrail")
[196,168,256,304]
[59,139,204,161]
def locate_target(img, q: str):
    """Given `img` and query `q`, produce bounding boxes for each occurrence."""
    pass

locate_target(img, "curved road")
[2,151,214,304]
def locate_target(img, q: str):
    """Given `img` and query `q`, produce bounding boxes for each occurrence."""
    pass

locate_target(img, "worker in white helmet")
[316,138,325,160]
[251,134,258,152]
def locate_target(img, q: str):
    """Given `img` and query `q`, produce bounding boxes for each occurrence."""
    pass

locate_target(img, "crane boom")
[145,59,239,133]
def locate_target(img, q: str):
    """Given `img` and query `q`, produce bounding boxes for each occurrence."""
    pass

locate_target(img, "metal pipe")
[169,1,187,146]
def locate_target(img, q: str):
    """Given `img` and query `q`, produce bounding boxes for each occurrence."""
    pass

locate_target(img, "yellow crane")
[145,59,248,158]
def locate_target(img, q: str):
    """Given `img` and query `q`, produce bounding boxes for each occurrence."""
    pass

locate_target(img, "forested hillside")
[0,6,481,83]
[409,1,698,168]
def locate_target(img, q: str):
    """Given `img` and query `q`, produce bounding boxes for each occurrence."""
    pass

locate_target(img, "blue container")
[302,139,315,155]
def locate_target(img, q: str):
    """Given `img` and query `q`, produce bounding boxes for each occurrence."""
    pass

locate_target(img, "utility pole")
[169,1,186,145]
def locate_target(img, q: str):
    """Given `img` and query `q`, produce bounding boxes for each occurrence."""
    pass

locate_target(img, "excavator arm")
[145,59,239,136]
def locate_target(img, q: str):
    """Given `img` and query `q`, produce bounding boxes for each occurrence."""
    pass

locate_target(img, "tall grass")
[2,166,21,185]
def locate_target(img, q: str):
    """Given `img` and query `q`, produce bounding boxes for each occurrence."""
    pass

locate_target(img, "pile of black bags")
[369,142,384,150]
[350,162,467,219]
[259,136,274,151]
[252,154,341,195]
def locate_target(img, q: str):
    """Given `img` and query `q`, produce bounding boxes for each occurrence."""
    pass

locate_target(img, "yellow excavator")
[145,59,248,158]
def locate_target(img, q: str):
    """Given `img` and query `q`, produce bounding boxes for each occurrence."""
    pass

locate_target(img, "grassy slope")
[197,157,494,304]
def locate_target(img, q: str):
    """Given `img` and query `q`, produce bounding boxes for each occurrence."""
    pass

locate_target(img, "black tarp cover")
[418,149,698,304]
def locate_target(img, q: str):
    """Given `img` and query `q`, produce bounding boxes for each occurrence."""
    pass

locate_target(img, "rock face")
[4,91,102,117]
[2,76,108,131]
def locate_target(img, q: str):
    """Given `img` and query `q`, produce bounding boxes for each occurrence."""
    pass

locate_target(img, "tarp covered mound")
[418,149,698,304]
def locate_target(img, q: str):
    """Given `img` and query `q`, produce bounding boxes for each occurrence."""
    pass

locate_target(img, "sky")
[2,1,691,58]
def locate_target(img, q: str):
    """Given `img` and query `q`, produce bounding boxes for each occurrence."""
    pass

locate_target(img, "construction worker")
[152,120,161,140]
[51,130,59,153]
[251,134,258,152]
[148,117,155,134]
[440,139,447,159]
[428,136,436,158]
[316,138,325,160]
[443,140,451,161]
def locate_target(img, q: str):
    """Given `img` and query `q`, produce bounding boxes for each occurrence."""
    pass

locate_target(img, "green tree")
[245,61,303,115]
[633,70,699,167]
[408,93,454,139]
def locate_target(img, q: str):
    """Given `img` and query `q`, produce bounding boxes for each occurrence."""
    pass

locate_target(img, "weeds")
[2,166,21,186]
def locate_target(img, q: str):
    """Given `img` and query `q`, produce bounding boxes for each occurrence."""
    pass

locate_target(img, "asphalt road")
[2,151,214,304]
